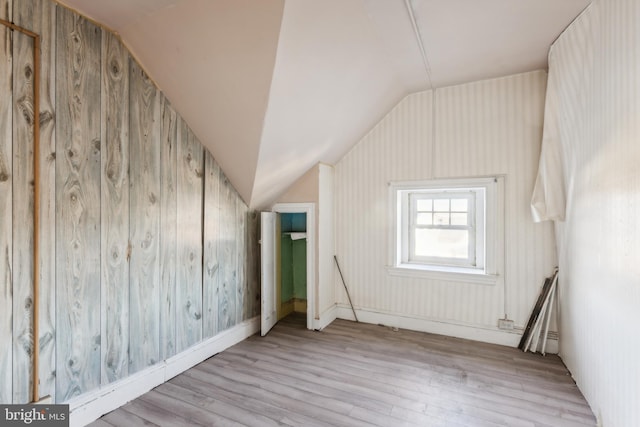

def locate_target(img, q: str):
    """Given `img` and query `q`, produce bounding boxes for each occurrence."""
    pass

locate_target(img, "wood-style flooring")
[90,314,596,426]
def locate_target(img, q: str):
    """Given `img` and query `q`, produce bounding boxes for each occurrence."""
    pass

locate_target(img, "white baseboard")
[335,306,558,354]
[69,316,260,427]
[314,304,338,331]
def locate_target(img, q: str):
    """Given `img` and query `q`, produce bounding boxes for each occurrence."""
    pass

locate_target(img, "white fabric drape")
[530,61,566,223]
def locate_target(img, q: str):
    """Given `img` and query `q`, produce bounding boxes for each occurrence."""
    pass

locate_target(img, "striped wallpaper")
[334,70,557,333]
[537,0,640,425]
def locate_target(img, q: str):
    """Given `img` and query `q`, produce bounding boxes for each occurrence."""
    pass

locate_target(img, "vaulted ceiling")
[58,0,590,209]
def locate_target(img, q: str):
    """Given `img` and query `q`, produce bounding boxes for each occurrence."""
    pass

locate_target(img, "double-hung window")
[390,177,502,283]
[409,189,483,268]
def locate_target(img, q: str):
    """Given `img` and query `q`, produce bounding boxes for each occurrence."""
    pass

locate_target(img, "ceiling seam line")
[404,0,433,89]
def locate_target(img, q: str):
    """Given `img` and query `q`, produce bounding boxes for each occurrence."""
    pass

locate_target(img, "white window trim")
[388,177,504,285]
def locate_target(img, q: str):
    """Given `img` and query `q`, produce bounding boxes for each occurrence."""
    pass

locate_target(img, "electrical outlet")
[498,318,514,330]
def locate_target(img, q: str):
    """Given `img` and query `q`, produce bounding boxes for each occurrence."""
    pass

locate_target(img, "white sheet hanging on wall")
[531,51,567,223]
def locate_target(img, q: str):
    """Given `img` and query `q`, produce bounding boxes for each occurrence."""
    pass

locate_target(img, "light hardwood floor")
[91,314,596,426]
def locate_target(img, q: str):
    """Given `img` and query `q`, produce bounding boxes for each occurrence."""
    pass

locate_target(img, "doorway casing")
[271,203,316,330]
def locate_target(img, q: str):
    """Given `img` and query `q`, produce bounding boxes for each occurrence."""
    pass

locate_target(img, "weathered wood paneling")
[203,152,220,338]
[175,122,203,352]
[1,0,257,406]
[236,198,246,323]
[0,0,14,404]
[100,31,129,385]
[32,0,57,402]
[12,16,35,404]
[218,175,237,331]
[128,59,160,374]
[55,7,102,401]
[159,95,177,360]
[6,0,57,404]
[13,0,57,401]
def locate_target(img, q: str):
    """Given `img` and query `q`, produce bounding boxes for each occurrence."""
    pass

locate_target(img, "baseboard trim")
[68,316,260,427]
[335,306,558,353]
[293,298,307,313]
[314,304,338,331]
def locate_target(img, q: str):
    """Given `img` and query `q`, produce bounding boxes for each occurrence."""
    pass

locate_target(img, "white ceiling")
[58,0,590,209]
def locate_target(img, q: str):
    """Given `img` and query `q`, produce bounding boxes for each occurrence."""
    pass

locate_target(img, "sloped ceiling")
[57,0,590,209]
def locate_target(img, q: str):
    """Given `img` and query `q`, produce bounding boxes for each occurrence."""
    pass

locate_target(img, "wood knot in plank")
[40,332,54,349]
[111,246,120,261]
[40,110,54,127]
[19,332,34,356]
[207,264,219,277]
[17,95,34,126]
[109,58,122,79]
[141,232,153,249]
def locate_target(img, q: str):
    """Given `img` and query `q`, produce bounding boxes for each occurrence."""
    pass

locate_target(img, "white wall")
[318,164,335,321]
[534,0,640,425]
[334,71,557,345]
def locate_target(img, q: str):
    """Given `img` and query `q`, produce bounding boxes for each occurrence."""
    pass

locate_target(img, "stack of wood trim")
[518,269,558,355]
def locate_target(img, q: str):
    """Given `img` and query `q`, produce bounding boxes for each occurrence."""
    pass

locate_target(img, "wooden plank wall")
[28,0,57,402]
[128,58,161,375]
[12,9,35,405]
[55,6,102,401]
[100,31,129,385]
[175,121,203,353]
[203,152,220,338]
[0,0,14,405]
[0,0,258,404]
[218,175,237,332]
[159,98,177,360]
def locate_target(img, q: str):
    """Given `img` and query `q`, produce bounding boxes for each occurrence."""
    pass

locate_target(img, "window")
[408,189,483,267]
[390,177,502,283]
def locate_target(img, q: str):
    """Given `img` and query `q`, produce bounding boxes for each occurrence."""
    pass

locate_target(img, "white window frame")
[388,177,503,285]
[405,189,483,268]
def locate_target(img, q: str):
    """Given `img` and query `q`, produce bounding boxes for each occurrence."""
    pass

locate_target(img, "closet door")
[260,212,278,336]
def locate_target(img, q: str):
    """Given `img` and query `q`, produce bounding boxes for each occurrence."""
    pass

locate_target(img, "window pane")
[451,198,468,212]
[433,212,449,225]
[433,199,449,212]
[414,229,469,259]
[450,213,468,226]
[416,213,432,225]
[416,199,432,212]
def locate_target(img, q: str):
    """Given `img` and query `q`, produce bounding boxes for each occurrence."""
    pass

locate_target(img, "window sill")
[387,264,498,285]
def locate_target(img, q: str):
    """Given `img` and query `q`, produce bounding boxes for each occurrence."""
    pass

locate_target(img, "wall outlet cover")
[498,319,514,330]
